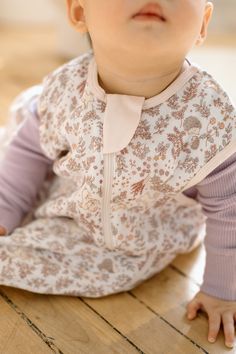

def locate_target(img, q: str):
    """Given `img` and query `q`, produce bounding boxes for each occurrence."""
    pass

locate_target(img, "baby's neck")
[94,51,188,99]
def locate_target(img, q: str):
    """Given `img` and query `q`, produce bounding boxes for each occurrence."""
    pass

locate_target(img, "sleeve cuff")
[200,246,236,301]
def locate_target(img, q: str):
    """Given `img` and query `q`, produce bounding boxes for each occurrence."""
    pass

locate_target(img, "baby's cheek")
[170,1,204,35]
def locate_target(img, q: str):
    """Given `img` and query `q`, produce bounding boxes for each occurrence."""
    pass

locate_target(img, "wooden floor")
[0,25,235,354]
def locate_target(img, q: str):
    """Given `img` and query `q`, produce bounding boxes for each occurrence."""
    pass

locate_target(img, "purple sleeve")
[0,97,53,234]
[183,152,236,300]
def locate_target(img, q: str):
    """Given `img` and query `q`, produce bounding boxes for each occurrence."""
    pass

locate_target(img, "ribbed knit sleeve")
[183,152,236,300]
[0,97,53,234]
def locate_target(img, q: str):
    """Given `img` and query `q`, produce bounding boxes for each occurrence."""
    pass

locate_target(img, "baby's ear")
[66,0,88,34]
[196,1,214,46]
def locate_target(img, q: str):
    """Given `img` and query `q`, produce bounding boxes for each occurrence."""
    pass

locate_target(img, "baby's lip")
[132,2,166,21]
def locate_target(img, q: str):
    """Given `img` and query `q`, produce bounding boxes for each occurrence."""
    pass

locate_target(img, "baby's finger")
[0,226,7,236]
[187,299,201,320]
[208,312,221,343]
[222,312,235,348]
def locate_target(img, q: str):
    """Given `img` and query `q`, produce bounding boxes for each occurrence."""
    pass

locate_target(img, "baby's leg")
[0,217,152,297]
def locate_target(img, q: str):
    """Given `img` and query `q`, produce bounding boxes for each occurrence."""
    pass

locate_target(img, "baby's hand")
[186,290,236,348]
[0,226,7,236]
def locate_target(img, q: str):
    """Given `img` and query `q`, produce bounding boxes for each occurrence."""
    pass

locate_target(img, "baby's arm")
[183,153,236,347]
[184,152,236,300]
[0,94,54,235]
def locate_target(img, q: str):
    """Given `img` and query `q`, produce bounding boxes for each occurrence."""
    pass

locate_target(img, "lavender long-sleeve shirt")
[0,97,236,300]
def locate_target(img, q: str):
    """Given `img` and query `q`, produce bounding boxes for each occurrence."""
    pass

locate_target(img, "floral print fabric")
[0,51,235,297]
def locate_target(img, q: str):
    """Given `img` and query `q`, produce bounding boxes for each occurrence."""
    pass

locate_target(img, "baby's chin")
[126,23,168,43]
[120,34,168,56]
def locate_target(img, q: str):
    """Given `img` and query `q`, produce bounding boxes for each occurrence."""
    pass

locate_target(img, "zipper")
[102,153,115,249]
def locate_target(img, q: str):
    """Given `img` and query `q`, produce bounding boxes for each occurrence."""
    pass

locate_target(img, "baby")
[0,0,236,348]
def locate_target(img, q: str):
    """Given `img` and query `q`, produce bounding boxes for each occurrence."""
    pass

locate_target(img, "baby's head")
[66,0,213,63]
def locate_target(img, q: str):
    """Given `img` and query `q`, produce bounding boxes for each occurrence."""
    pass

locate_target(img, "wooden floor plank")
[83,292,203,353]
[1,286,141,354]
[0,291,53,354]
[130,262,232,353]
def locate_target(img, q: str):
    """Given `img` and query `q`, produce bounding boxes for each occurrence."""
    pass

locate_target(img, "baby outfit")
[0,50,236,299]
